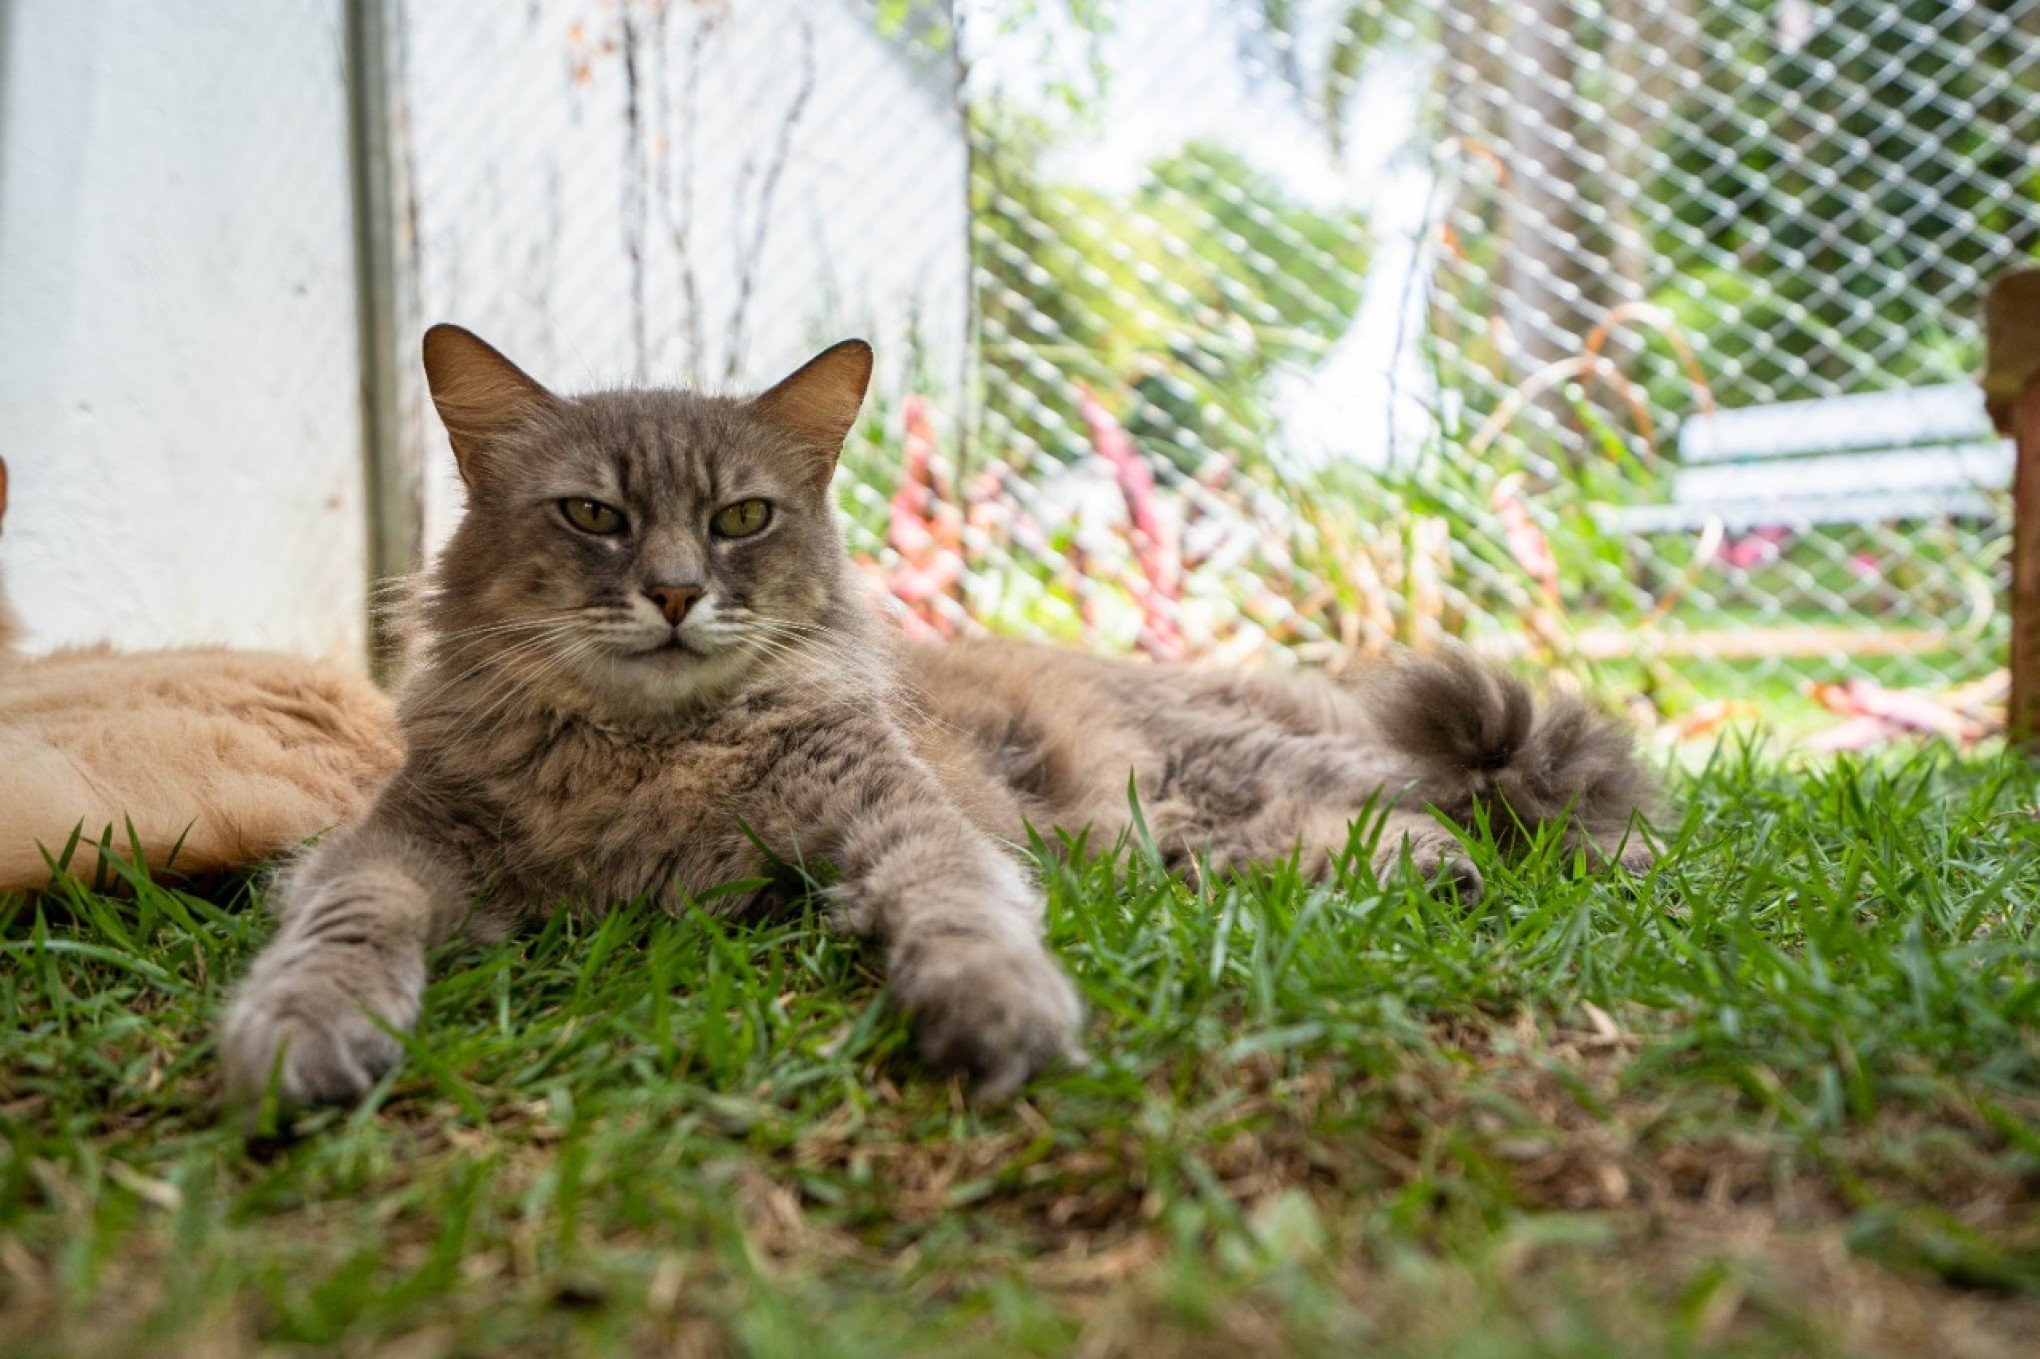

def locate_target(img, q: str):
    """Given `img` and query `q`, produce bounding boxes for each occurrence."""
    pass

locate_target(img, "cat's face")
[421,327,872,713]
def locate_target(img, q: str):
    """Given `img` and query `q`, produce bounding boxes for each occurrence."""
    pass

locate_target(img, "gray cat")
[222,327,1655,1109]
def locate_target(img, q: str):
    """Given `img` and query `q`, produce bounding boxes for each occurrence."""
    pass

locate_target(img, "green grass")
[4,747,2039,1357]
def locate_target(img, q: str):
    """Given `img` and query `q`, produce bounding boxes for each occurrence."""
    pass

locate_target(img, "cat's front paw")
[221,968,417,1112]
[889,932,1083,1103]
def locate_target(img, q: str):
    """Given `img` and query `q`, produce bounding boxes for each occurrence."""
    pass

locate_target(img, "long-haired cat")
[0,457,402,892]
[222,328,1655,1107]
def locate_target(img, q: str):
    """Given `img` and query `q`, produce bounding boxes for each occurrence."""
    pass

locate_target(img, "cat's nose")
[643,582,704,626]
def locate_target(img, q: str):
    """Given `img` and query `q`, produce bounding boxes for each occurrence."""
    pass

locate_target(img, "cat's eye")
[711,498,772,539]
[560,498,626,535]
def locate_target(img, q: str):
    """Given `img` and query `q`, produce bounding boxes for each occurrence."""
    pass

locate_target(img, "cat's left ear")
[422,324,559,487]
[748,339,873,487]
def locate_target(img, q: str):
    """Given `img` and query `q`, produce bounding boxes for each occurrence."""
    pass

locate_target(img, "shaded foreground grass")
[3,748,2038,1356]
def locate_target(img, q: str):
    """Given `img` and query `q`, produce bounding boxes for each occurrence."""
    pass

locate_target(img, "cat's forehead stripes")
[548,394,788,520]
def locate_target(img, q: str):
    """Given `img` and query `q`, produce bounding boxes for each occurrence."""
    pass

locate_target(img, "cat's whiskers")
[431,620,593,696]
[432,609,591,646]
[736,619,962,737]
[689,623,833,701]
[426,622,606,744]
[725,631,850,708]
[442,633,606,749]
[426,623,597,696]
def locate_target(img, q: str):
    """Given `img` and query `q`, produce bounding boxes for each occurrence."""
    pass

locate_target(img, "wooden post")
[1986,271,2040,750]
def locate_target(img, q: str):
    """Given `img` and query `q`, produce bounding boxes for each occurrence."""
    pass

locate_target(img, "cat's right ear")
[749,339,874,488]
[422,324,558,486]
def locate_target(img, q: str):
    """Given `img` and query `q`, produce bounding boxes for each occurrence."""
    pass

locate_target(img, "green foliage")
[974,134,1368,474]
[1413,0,2037,446]
[1646,0,2039,401]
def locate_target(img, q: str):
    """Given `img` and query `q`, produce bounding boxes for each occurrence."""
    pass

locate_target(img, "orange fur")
[0,454,401,890]
[0,642,401,890]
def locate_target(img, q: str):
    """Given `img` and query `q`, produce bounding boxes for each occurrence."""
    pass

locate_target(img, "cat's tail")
[1367,649,1658,860]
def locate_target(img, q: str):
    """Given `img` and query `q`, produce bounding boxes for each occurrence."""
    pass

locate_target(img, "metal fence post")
[345,0,421,677]
[1986,271,2040,750]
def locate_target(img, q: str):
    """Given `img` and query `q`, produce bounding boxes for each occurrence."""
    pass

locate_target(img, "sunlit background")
[4,0,2035,748]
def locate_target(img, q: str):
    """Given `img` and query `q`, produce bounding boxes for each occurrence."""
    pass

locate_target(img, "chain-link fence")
[388,0,2040,744]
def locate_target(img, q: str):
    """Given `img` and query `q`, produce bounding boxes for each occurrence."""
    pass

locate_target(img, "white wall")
[0,0,368,659]
[0,0,971,648]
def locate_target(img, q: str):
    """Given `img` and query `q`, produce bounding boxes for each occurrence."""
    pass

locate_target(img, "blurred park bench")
[1609,383,2011,535]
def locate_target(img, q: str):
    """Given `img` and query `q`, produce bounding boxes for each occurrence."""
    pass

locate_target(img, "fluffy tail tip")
[1372,650,1657,840]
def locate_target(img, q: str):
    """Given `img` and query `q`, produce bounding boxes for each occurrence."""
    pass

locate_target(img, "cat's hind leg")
[1369,808,1485,900]
[1182,800,1486,900]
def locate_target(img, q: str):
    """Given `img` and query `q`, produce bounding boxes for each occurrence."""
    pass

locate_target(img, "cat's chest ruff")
[475,710,778,906]
[513,710,769,819]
